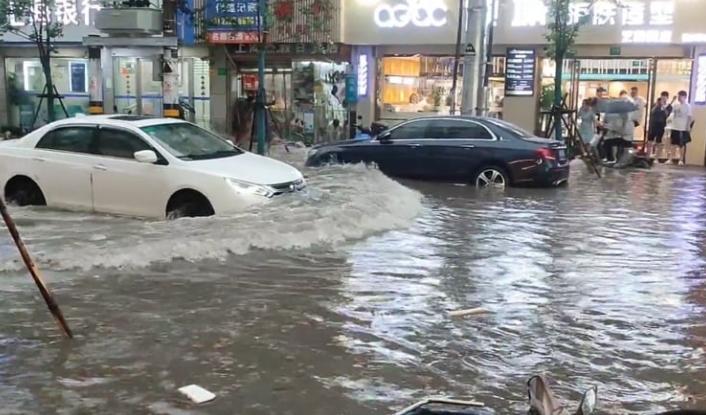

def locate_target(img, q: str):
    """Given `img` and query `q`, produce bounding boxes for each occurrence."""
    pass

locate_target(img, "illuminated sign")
[510,0,675,44]
[373,0,448,28]
[695,55,706,105]
[10,0,101,27]
[505,48,536,96]
[357,54,368,96]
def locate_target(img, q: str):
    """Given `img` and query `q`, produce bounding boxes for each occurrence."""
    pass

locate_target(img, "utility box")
[95,8,163,36]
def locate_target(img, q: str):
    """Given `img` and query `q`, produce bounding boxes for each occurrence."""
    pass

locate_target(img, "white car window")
[96,128,152,159]
[141,123,242,160]
[36,127,95,154]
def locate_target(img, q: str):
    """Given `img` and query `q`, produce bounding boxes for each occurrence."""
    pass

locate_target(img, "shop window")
[380,56,460,120]
[69,61,87,93]
[5,57,91,129]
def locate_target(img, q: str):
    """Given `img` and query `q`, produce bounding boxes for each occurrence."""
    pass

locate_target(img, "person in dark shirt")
[647,95,669,158]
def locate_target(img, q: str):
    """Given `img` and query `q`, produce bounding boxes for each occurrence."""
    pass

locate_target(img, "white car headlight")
[307,147,320,158]
[227,178,274,198]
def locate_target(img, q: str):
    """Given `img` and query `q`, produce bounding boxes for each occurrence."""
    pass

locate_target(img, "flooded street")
[1,152,705,414]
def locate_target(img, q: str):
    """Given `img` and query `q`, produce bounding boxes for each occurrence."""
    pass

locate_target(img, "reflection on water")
[1,155,706,414]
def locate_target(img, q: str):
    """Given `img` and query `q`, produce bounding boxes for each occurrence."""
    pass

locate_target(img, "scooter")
[392,375,597,415]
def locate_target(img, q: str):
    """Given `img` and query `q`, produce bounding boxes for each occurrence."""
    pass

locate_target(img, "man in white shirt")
[629,87,646,141]
[669,90,693,165]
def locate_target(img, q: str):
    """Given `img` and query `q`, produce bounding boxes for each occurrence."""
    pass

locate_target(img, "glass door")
[114,57,138,115]
[113,57,162,116]
[139,59,162,117]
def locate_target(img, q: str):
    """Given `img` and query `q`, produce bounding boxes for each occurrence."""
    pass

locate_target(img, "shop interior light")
[387,76,416,85]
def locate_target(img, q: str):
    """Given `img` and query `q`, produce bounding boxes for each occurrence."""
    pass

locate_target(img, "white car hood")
[185,152,302,185]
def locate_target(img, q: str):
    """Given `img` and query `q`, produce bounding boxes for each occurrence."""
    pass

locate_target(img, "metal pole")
[0,198,73,338]
[449,0,465,115]
[256,0,267,155]
[461,0,484,115]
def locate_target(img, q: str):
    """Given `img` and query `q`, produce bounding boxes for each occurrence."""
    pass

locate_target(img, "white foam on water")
[0,162,423,272]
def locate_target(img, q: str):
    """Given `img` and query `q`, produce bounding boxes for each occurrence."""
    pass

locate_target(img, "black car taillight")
[536,147,556,161]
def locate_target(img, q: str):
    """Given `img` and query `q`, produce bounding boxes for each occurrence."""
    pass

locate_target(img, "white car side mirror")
[134,150,158,164]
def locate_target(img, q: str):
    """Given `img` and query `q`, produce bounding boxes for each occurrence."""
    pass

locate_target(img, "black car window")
[36,127,95,154]
[387,120,430,140]
[96,128,151,159]
[427,119,493,139]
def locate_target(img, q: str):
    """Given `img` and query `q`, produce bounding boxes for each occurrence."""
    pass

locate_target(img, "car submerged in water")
[306,116,569,188]
[0,116,305,219]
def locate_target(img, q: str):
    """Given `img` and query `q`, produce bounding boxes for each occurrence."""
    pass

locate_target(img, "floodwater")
[1,149,705,414]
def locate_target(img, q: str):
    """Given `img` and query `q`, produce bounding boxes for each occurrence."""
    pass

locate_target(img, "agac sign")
[373,0,448,28]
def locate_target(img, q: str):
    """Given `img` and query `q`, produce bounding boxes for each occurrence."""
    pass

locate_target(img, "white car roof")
[48,115,188,128]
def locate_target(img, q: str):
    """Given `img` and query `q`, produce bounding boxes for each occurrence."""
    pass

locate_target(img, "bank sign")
[509,0,676,44]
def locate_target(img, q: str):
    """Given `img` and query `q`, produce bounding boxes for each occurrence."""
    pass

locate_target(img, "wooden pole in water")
[0,197,73,338]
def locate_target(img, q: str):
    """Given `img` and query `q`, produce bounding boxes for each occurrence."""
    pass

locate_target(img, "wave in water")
[0,163,423,272]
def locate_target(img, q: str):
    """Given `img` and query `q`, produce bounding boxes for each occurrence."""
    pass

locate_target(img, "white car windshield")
[141,123,242,160]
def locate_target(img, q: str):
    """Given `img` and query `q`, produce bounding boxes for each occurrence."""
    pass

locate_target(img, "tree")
[545,0,595,140]
[0,0,65,124]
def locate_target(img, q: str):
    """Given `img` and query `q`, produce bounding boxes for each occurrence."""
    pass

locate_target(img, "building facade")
[0,0,211,132]
[491,0,706,166]
[347,0,706,166]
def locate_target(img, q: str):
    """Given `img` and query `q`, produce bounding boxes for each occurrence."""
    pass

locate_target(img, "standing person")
[629,87,646,141]
[578,98,596,144]
[648,96,669,159]
[669,90,693,165]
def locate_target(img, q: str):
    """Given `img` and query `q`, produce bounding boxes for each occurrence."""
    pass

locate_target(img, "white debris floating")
[448,307,490,318]
[178,384,216,404]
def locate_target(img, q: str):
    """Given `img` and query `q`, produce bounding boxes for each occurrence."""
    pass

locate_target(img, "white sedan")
[0,115,305,219]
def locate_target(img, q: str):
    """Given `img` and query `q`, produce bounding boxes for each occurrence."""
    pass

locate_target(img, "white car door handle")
[93,164,107,171]
[33,157,46,162]
[462,145,476,149]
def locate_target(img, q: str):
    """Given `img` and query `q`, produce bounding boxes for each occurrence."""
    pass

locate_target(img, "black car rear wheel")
[474,167,508,189]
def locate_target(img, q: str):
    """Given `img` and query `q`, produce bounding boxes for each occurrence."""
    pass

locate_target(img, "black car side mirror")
[378,131,392,144]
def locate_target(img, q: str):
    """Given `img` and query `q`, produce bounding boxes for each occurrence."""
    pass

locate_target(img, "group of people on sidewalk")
[578,86,693,165]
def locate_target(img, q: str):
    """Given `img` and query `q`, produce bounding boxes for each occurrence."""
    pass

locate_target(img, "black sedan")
[306,116,569,188]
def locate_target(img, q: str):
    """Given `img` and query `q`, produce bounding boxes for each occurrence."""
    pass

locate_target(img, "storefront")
[492,0,706,165]
[345,0,462,126]
[205,0,347,144]
[1,1,210,131]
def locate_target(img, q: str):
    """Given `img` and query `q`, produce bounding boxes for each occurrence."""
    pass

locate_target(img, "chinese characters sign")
[510,0,674,44]
[207,31,259,43]
[10,0,101,27]
[205,0,261,44]
[505,48,536,96]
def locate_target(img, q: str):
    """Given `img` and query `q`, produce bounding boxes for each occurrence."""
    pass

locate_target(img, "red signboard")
[207,31,260,44]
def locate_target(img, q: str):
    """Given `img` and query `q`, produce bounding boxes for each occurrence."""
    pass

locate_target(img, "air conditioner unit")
[95,8,163,36]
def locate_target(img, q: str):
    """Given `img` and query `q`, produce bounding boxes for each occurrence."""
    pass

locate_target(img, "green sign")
[217,67,227,76]
[609,46,621,56]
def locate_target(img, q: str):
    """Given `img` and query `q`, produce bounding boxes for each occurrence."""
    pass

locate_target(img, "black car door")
[367,119,430,178]
[423,119,496,181]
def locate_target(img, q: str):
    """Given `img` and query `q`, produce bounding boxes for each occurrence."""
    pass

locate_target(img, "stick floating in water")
[448,307,490,318]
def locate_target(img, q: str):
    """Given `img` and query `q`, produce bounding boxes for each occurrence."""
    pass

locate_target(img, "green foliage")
[0,0,64,42]
[540,84,555,110]
[6,73,31,106]
[0,0,65,122]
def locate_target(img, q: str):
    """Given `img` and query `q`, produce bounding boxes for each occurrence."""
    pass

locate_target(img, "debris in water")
[178,384,216,404]
[448,307,489,318]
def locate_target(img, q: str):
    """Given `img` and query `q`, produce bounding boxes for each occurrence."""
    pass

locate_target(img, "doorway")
[113,56,211,124]
[113,57,163,117]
